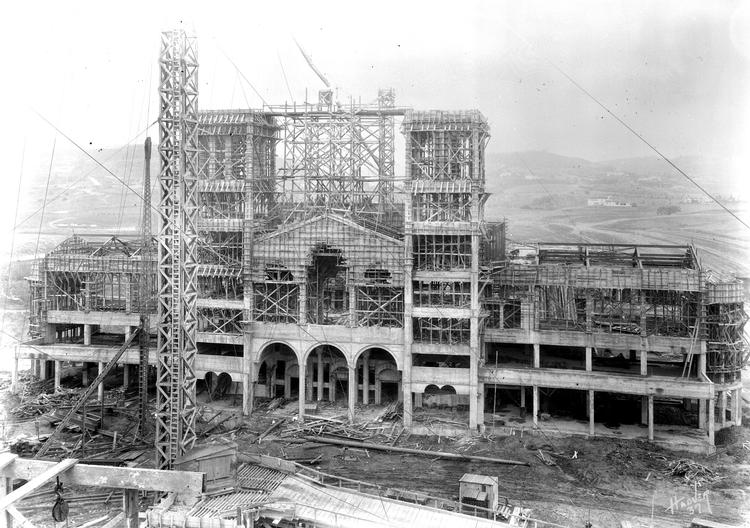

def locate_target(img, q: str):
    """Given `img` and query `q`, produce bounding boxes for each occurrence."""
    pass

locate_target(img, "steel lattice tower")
[155,30,199,469]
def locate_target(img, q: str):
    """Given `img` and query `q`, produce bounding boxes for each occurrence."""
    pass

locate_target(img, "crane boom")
[293,38,330,88]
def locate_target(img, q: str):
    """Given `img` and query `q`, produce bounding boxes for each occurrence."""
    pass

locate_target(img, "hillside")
[6,146,749,277]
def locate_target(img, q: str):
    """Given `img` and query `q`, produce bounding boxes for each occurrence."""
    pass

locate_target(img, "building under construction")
[18,30,747,457]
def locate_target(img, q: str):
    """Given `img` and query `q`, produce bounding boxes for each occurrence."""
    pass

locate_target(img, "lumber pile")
[666,459,719,486]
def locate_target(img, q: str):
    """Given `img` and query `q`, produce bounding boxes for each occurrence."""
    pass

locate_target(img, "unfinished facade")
[20,80,747,453]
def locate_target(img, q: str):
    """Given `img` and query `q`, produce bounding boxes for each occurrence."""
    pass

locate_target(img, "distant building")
[587,196,632,207]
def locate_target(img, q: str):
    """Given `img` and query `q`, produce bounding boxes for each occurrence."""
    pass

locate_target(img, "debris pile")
[666,459,719,486]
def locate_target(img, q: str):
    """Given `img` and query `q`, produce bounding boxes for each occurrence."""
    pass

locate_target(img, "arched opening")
[305,344,348,405]
[423,384,459,408]
[355,347,401,406]
[257,342,298,399]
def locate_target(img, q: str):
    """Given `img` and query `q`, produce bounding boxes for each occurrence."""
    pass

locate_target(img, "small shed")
[175,438,237,491]
[459,473,499,512]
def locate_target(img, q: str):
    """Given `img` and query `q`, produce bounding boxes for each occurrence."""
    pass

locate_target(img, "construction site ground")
[0,370,748,528]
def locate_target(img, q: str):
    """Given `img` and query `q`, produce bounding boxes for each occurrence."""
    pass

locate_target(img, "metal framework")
[155,29,199,469]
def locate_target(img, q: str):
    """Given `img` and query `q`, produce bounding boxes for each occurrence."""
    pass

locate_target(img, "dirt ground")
[1,373,749,528]
[241,399,750,528]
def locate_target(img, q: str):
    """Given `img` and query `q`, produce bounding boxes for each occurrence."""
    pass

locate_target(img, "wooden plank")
[0,455,17,473]
[2,458,203,496]
[6,506,36,528]
[0,459,78,511]
[98,513,125,528]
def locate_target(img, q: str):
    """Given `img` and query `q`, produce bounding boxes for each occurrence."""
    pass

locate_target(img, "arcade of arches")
[254,343,401,421]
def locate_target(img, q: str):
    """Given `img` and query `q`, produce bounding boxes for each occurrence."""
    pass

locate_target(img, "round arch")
[257,340,302,366]
[352,345,402,371]
[301,342,348,367]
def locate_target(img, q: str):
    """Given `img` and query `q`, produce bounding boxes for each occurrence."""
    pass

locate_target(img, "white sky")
[0,0,749,249]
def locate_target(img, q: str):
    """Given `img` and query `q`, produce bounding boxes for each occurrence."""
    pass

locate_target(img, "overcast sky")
[0,0,748,244]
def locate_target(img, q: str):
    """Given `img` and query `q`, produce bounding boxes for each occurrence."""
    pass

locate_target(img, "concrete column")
[414,392,423,408]
[698,348,707,377]
[362,353,370,405]
[736,388,743,427]
[305,364,313,402]
[347,366,356,423]
[520,386,526,412]
[375,379,382,405]
[54,360,62,391]
[242,332,254,416]
[532,386,539,426]
[316,351,324,401]
[698,398,707,429]
[533,344,540,368]
[39,360,49,381]
[640,348,648,376]
[298,359,306,423]
[124,326,132,343]
[284,372,292,400]
[298,273,307,325]
[97,361,105,401]
[588,390,595,436]
[648,395,654,441]
[585,347,592,371]
[84,324,92,345]
[708,397,715,446]
[478,383,485,425]
[123,364,130,387]
[349,285,356,327]
[720,391,727,428]
[82,363,89,386]
[329,370,336,402]
[641,397,649,426]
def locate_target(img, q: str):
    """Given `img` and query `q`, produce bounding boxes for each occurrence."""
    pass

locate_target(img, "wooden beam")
[0,455,17,472]
[99,513,125,528]
[0,459,78,512]
[6,506,35,528]
[2,458,203,496]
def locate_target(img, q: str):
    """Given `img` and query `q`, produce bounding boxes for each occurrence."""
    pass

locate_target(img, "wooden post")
[123,489,139,528]
[588,390,595,436]
[97,362,104,401]
[648,395,654,441]
[0,476,12,528]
